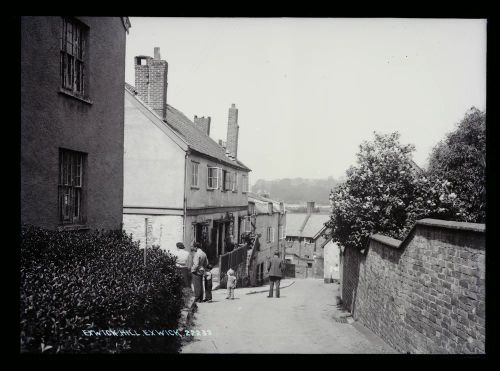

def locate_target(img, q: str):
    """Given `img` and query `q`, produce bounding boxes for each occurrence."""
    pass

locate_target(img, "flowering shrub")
[427,107,486,223]
[327,132,468,250]
[20,225,183,353]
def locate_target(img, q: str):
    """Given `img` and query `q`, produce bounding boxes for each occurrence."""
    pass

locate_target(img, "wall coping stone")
[416,218,485,233]
[370,234,402,248]
[369,218,485,250]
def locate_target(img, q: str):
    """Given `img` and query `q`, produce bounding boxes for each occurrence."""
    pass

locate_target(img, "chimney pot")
[154,47,161,60]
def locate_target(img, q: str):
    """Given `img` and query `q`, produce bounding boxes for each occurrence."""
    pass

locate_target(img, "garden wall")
[341,218,485,354]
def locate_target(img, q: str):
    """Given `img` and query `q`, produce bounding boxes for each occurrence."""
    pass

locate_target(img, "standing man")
[267,251,285,298]
[172,242,190,288]
[191,242,208,303]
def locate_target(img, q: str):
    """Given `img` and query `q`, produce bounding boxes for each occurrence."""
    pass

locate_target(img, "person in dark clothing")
[225,235,235,252]
[191,242,208,303]
[267,252,285,298]
[203,264,213,302]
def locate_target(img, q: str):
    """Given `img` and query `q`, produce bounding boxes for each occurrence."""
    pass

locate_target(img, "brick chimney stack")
[134,47,168,120]
[306,201,315,214]
[226,103,239,159]
[193,115,211,136]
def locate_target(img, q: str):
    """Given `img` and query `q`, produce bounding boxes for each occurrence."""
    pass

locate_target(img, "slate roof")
[125,83,251,172]
[301,214,330,238]
[285,214,307,237]
[285,213,330,239]
[247,192,283,214]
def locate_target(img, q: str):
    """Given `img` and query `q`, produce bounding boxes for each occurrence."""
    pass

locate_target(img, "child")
[226,268,237,300]
[203,264,213,302]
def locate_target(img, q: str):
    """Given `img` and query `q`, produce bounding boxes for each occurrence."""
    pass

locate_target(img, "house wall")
[186,152,249,209]
[123,92,186,210]
[21,16,127,230]
[249,212,286,285]
[323,240,340,283]
[341,219,485,354]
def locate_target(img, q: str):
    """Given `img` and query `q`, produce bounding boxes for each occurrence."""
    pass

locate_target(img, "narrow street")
[181,279,397,354]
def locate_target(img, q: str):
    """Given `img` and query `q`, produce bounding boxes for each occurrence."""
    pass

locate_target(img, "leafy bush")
[20,225,183,353]
[327,132,468,250]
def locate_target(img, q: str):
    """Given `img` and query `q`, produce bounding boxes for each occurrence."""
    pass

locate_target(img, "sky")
[125,17,486,186]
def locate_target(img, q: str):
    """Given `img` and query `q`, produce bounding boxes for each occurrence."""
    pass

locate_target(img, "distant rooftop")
[286,213,330,239]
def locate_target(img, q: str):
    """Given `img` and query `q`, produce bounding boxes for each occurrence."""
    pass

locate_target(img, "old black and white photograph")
[20,17,487,354]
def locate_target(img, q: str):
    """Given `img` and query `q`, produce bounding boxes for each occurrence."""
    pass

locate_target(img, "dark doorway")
[195,223,203,244]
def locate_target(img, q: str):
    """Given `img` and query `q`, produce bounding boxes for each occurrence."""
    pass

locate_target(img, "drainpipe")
[183,152,188,244]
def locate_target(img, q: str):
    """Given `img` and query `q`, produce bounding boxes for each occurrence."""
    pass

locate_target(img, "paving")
[180,278,397,354]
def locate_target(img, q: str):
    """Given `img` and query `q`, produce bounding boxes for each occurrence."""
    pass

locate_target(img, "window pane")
[59,149,85,224]
[63,187,71,221]
[75,154,82,187]
[76,61,81,93]
[61,18,86,93]
[74,188,80,219]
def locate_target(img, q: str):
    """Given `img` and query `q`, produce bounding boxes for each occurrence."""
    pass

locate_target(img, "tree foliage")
[327,132,468,250]
[426,107,486,223]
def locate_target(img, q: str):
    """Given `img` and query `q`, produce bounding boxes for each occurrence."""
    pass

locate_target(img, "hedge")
[20,225,183,353]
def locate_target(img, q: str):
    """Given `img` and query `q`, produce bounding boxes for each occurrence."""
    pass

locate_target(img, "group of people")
[172,241,286,303]
[172,241,213,303]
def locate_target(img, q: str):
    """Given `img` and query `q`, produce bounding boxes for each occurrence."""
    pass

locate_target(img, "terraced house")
[246,192,287,286]
[285,202,332,279]
[123,48,251,264]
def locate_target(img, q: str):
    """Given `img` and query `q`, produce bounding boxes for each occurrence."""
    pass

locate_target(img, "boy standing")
[226,268,237,300]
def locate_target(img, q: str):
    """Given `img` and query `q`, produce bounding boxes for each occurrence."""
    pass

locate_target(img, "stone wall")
[123,214,183,252]
[341,219,485,354]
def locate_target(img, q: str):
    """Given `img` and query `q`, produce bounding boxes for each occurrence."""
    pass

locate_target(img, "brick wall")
[341,219,485,354]
[193,116,211,136]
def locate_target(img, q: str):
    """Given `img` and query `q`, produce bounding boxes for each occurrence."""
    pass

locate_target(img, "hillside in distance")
[251,177,339,205]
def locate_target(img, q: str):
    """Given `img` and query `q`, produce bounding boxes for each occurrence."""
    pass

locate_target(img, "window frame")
[223,170,231,192]
[191,160,199,188]
[58,148,86,225]
[60,17,88,99]
[207,166,220,190]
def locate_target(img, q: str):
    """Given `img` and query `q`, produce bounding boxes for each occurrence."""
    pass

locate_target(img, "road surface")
[181,278,397,354]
